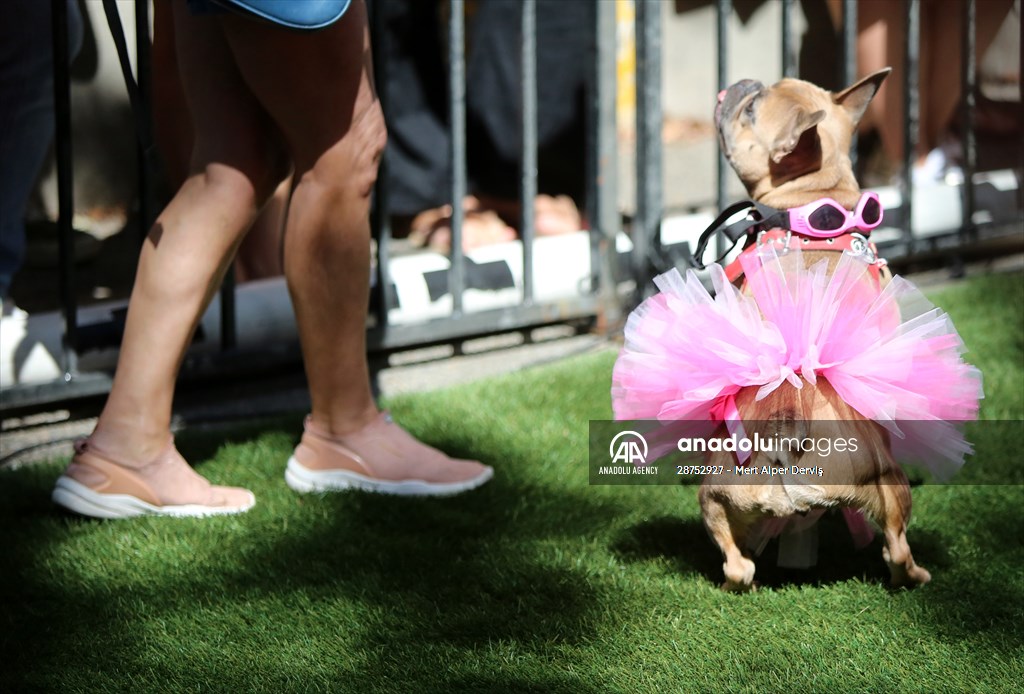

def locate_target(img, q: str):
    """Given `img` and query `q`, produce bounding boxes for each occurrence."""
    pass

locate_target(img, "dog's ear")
[770,107,826,164]
[834,67,891,127]
[769,107,825,183]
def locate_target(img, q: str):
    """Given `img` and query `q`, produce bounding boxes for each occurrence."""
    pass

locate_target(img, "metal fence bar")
[586,8,599,301]
[448,0,467,315]
[841,0,858,166]
[52,0,78,379]
[781,0,796,77]
[635,0,662,292]
[367,299,601,352]
[715,0,731,257]
[901,0,920,248]
[217,0,236,351]
[592,0,619,324]
[961,0,977,242]
[840,0,857,87]
[369,0,394,329]
[219,270,237,351]
[134,0,155,238]
[520,0,537,305]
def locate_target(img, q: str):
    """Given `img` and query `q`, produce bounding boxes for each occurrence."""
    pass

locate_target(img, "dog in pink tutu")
[612,69,982,591]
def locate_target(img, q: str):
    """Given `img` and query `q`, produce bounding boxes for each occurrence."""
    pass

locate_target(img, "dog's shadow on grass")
[610,512,955,591]
[610,515,721,581]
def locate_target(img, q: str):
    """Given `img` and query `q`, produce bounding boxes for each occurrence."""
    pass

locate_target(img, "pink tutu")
[612,247,983,480]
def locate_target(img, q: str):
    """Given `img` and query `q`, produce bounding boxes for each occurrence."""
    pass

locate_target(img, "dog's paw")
[720,580,758,593]
[905,565,932,587]
[890,564,932,588]
[721,556,757,592]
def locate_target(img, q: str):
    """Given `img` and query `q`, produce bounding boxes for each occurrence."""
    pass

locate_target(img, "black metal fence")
[1,0,1019,415]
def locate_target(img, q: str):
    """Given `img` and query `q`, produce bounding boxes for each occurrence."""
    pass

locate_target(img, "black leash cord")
[689,200,789,270]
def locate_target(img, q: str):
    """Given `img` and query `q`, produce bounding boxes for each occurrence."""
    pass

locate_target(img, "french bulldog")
[699,68,935,591]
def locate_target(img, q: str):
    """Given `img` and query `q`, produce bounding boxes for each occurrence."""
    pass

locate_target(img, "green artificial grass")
[2,270,1022,693]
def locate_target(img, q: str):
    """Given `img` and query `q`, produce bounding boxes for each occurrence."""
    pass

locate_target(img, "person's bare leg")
[235,176,289,282]
[152,0,287,284]
[850,0,1014,167]
[63,4,286,509]
[220,1,491,491]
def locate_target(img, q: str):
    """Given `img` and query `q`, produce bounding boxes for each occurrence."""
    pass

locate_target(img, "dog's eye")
[743,97,757,120]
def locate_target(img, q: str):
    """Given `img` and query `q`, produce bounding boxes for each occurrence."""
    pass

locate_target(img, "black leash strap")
[690,200,789,270]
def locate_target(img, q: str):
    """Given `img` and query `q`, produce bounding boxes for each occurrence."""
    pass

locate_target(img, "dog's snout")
[730,79,763,99]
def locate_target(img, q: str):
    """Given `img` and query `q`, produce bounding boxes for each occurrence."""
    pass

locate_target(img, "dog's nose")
[718,79,764,123]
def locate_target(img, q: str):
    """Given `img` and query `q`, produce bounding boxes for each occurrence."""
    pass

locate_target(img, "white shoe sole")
[284,457,493,497]
[51,477,256,519]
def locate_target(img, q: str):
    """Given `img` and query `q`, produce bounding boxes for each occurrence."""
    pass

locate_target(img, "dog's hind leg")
[700,487,758,592]
[868,465,932,587]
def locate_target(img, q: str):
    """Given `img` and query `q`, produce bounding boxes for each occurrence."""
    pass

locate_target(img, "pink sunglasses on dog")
[788,191,883,238]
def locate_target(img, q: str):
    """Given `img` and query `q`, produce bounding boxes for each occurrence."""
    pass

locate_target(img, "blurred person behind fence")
[826,0,1017,184]
[382,0,592,252]
[0,0,83,312]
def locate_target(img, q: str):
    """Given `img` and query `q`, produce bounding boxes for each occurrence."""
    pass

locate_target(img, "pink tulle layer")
[612,248,983,479]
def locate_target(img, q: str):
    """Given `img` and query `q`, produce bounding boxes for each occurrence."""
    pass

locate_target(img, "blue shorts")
[184,0,351,29]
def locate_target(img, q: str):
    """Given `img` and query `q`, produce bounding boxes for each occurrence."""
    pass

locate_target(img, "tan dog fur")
[700,68,931,591]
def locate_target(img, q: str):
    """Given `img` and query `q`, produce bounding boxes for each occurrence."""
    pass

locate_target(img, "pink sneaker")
[52,438,255,519]
[285,412,493,496]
